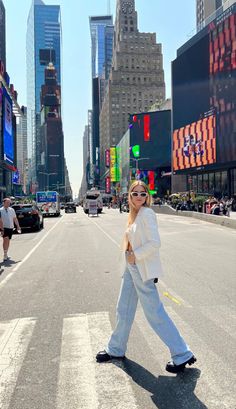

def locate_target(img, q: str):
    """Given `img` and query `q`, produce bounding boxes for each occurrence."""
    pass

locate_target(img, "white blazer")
[123,206,163,282]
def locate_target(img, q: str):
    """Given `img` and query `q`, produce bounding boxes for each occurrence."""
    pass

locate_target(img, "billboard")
[2,86,14,166]
[129,110,171,169]
[173,114,216,171]
[12,170,20,184]
[172,5,236,173]
[110,147,120,182]
[130,169,157,192]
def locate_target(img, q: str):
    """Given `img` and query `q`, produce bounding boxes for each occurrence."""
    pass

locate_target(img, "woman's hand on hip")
[126,251,136,264]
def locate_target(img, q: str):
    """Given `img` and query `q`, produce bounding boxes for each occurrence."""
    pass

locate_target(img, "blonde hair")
[127,181,151,226]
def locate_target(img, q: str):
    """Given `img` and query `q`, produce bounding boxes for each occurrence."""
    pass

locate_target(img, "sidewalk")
[152,205,236,230]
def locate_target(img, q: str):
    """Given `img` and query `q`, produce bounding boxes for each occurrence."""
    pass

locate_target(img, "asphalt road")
[0,207,235,409]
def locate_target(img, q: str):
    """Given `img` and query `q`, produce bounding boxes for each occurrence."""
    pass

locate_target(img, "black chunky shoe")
[166,355,197,373]
[96,350,125,363]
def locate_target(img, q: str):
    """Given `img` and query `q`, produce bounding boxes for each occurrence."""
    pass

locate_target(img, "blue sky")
[5,0,196,197]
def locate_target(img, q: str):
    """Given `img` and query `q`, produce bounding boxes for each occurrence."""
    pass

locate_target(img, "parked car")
[64,202,77,213]
[12,204,44,231]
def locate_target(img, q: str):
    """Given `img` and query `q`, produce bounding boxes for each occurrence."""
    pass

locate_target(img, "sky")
[4,0,196,197]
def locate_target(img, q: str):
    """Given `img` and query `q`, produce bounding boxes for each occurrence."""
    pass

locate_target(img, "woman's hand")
[126,251,136,264]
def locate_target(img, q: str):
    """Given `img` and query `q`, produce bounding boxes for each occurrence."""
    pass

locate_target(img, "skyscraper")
[0,0,6,67]
[16,107,28,193]
[39,62,65,193]
[89,15,114,80]
[89,15,114,185]
[26,0,62,186]
[196,0,234,31]
[99,0,165,181]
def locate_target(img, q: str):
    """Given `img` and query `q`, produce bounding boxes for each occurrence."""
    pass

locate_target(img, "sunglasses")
[130,191,148,198]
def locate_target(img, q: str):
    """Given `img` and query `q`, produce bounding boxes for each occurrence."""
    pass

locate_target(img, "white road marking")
[0,216,63,291]
[56,315,99,409]
[57,312,138,409]
[0,318,36,409]
[84,214,120,248]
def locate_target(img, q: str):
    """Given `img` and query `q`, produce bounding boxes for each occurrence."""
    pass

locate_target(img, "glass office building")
[26,0,61,183]
[89,16,114,80]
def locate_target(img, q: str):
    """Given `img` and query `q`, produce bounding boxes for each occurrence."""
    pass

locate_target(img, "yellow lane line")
[163,291,181,305]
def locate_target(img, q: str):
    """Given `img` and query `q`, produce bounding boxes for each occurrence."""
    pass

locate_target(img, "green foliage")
[192,196,206,206]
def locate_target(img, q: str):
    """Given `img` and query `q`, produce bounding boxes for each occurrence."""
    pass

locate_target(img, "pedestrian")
[119,198,122,213]
[0,197,21,261]
[96,181,196,373]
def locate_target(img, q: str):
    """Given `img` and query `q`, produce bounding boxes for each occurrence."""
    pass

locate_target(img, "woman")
[96,181,196,373]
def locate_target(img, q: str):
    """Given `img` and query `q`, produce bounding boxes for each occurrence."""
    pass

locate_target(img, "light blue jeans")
[106,263,193,365]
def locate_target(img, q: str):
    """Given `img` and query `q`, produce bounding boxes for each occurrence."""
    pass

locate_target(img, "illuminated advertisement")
[2,87,14,166]
[105,176,111,193]
[129,110,171,169]
[110,147,120,182]
[172,4,236,173]
[105,149,110,167]
[130,169,157,192]
[12,170,20,184]
[173,115,216,171]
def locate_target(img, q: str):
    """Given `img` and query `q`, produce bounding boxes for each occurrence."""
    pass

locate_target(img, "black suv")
[64,202,77,213]
[12,204,44,231]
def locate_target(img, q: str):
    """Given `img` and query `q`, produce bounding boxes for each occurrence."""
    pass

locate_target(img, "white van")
[36,191,60,217]
[83,189,103,214]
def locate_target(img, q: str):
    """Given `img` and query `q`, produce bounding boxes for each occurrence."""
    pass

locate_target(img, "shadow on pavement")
[116,358,206,409]
[1,258,20,267]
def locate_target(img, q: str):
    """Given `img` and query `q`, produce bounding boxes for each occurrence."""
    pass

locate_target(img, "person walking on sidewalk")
[0,198,21,261]
[96,181,196,373]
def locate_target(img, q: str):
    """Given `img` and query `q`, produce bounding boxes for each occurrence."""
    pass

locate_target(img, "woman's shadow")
[114,358,207,409]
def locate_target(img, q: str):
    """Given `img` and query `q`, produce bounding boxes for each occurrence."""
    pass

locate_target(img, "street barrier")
[151,205,236,230]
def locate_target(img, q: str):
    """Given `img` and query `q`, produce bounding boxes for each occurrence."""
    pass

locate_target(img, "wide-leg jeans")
[106,263,193,365]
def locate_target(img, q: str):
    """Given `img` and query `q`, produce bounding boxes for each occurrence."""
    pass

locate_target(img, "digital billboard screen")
[129,110,171,170]
[172,5,236,173]
[12,170,20,184]
[173,114,216,171]
[130,169,157,192]
[2,86,14,166]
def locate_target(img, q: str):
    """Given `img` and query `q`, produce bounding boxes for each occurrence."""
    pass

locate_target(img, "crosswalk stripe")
[0,318,36,409]
[136,306,235,409]
[57,312,138,409]
[56,315,99,409]
[88,312,138,409]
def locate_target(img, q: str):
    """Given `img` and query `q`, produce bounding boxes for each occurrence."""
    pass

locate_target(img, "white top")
[122,206,163,282]
[0,207,17,229]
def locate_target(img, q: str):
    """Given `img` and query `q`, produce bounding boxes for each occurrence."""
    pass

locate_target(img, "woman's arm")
[133,209,161,261]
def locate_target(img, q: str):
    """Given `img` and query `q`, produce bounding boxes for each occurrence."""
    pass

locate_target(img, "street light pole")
[38,172,57,191]
[130,157,150,179]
